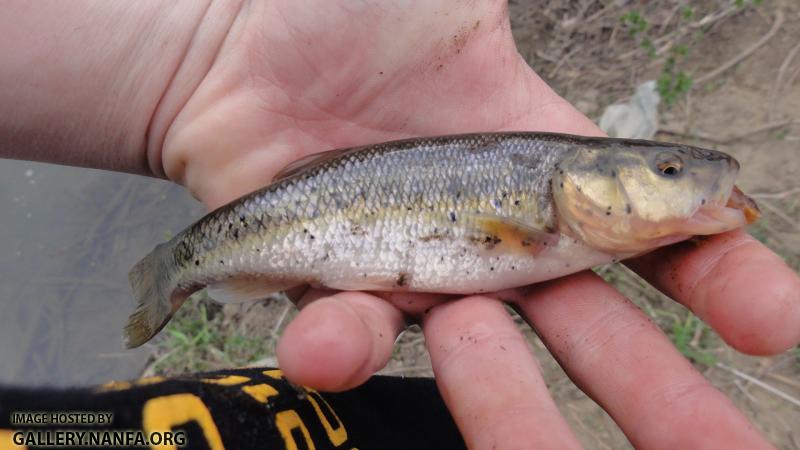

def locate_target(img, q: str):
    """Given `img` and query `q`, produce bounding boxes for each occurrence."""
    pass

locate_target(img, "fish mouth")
[726,185,761,224]
[555,179,760,253]
[684,186,760,236]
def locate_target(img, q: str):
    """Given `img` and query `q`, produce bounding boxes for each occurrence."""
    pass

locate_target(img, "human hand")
[61,1,800,448]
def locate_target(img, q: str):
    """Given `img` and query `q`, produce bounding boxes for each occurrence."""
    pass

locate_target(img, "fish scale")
[124,132,754,347]
[180,133,568,289]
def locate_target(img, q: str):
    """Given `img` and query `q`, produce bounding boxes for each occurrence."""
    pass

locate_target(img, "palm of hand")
[153,2,798,448]
[160,0,596,208]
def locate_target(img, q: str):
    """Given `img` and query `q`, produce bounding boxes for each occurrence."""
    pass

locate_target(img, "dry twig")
[750,187,800,200]
[758,199,800,230]
[271,303,292,339]
[716,362,800,408]
[765,372,800,391]
[658,120,797,144]
[693,10,784,87]
[769,40,800,120]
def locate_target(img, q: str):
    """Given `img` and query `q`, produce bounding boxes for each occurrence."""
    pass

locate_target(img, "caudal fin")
[124,247,179,348]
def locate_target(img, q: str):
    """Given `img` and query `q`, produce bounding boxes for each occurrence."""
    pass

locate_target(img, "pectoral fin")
[462,213,559,255]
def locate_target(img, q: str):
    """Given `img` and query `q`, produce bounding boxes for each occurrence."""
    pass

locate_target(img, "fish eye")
[654,152,684,178]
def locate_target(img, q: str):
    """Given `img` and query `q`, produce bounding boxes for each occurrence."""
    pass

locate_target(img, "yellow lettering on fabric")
[201,375,251,386]
[275,410,315,450]
[306,392,347,446]
[263,369,284,380]
[142,394,224,450]
[241,384,280,404]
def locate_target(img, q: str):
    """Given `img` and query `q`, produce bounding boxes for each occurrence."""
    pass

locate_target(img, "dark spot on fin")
[462,212,559,256]
[468,234,502,250]
[396,272,409,287]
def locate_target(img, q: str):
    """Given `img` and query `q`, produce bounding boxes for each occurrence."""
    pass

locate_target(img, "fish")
[124,132,759,348]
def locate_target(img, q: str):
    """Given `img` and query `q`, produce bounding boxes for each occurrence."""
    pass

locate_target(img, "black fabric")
[0,367,465,450]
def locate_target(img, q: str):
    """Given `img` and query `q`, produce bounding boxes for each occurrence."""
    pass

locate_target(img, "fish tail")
[124,244,185,348]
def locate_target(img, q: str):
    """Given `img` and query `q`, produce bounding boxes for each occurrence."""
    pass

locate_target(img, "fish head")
[553,142,756,254]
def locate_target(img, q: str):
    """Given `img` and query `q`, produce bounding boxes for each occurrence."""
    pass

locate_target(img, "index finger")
[626,230,800,355]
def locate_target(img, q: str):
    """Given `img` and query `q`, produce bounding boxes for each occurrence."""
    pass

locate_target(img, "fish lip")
[726,185,761,224]
[685,204,747,236]
[682,186,759,236]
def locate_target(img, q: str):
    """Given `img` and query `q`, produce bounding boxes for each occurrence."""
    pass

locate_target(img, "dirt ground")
[150,1,800,448]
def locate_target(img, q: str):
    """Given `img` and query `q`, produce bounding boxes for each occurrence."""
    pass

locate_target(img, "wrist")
[0,0,242,175]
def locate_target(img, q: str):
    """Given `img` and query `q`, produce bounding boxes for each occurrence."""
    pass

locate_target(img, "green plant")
[620,10,648,36]
[618,8,697,106]
[640,38,656,58]
[747,222,770,245]
[658,56,694,107]
[670,312,717,366]
[152,296,273,375]
[736,0,764,8]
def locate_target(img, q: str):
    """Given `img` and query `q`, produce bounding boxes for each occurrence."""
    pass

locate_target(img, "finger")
[276,290,405,392]
[513,272,773,450]
[373,291,453,315]
[423,296,582,450]
[626,230,800,355]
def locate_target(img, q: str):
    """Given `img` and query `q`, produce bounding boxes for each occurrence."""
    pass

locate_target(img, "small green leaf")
[641,38,656,58]
[672,44,689,57]
[168,329,190,345]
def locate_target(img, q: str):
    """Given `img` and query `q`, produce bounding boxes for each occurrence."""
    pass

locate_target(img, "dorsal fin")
[273,147,362,181]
